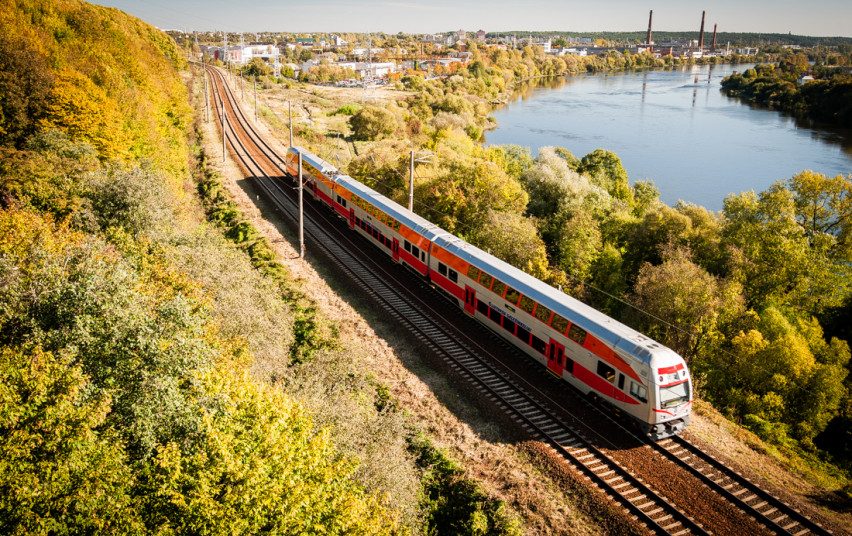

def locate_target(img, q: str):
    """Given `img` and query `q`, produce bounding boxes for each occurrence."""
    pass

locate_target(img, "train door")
[392,238,400,262]
[348,208,355,229]
[547,339,566,377]
[463,285,476,315]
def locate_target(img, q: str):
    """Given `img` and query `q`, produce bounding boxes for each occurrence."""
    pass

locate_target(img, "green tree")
[471,210,549,279]
[632,247,736,359]
[577,149,634,205]
[418,157,527,235]
[140,364,398,534]
[789,170,852,259]
[722,183,850,315]
[0,345,140,534]
[350,105,401,141]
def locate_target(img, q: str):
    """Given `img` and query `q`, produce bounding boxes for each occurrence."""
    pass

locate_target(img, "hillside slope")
[0,0,399,532]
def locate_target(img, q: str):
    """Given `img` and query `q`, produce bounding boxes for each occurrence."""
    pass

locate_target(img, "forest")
[721,51,852,128]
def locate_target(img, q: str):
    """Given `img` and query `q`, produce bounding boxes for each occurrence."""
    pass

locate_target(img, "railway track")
[653,436,830,536]
[200,63,833,536]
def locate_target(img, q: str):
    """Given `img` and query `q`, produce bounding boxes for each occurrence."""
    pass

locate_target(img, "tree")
[722,183,851,315]
[242,57,271,77]
[0,345,140,534]
[632,247,729,359]
[471,211,549,279]
[140,364,398,535]
[577,149,634,205]
[789,170,852,259]
[552,211,602,283]
[0,29,54,147]
[417,157,527,235]
[349,105,401,141]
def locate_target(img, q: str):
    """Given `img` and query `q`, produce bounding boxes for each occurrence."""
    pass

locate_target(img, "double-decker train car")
[285,146,692,439]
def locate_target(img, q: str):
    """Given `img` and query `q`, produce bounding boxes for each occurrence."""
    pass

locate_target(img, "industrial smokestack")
[711,23,717,49]
[646,10,653,46]
[698,11,706,50]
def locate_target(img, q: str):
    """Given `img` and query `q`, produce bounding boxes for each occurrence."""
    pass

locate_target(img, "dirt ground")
[199,71,851,535]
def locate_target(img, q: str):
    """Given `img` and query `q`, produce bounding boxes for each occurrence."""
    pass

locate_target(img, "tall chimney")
[646,10,653,46]
[698,11,706,50]
[711,23,717,49]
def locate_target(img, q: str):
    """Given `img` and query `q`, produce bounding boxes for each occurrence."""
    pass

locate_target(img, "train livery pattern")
[285,147,693,439]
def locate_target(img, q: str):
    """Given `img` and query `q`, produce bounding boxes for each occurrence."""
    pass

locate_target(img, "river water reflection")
[485,64,852,210]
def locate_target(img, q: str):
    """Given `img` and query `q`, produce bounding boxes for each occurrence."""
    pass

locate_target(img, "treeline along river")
[486,64,852,210]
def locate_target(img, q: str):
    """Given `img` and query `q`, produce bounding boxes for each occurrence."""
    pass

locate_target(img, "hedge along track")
[204,63,831,535]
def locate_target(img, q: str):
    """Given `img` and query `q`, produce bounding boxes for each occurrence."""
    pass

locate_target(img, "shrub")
[350,105,400,141]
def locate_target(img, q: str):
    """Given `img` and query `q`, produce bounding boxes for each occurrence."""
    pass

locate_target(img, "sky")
[90,0,851,37]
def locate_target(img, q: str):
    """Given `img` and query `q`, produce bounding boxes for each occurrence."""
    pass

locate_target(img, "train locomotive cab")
[642,348,692,439]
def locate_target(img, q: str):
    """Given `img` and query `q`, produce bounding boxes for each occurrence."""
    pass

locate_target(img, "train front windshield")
[659,381,690,409]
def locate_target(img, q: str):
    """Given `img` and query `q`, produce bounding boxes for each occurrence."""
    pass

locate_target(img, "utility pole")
[254,76,258,123]
[407,149,432,212]
[298,150,305,258]
[288,100,293,147]
[204,70,209,122]
[409,150,415,211]
[221,95,226,162]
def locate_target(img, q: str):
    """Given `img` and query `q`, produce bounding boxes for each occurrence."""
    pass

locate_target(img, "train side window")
[503,317,516,334]
[467,265,481,281]
[479,273,494,289]
[355,217,361,226]
[630,382,647,402]
[516,326,531,344]
[489,306,503,325]
[534,304,552,324]
[531,336,546,355]
[476,300,488,315]
[492,280,506,297]
[504,287,520,305]
[597,362,616,383]
[519,295,535,314]
[404,240,411,252]
[567,324,587,345]
[411,245,420,258]
[438,262,448,276]
[421,251,426,262]
[448,269,458,283]
[618,373,625,390]
[551,314,569,334]
[566,358,574,375]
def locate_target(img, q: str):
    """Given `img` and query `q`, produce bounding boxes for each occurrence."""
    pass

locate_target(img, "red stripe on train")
[658,363,685,375]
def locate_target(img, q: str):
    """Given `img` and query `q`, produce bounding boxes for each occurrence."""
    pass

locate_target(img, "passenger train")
[284,147,692,439]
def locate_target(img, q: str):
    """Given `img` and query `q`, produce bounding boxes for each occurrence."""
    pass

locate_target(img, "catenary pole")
[288,100,293,147]
[298,150,305,258]
[254,76,258,123]
[409,150,415,211]
[204,69,209,122]
[221,94,226,162]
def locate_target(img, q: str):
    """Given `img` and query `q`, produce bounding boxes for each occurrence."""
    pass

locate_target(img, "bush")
[332,103,362,116]
[350,105,401,141]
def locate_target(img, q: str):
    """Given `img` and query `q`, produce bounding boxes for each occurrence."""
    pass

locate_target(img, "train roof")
[335,175,447,241]
[433,235,675,366]
[289,146,338,176]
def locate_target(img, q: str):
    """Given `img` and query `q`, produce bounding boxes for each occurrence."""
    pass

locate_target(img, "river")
[485,64,852,210]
